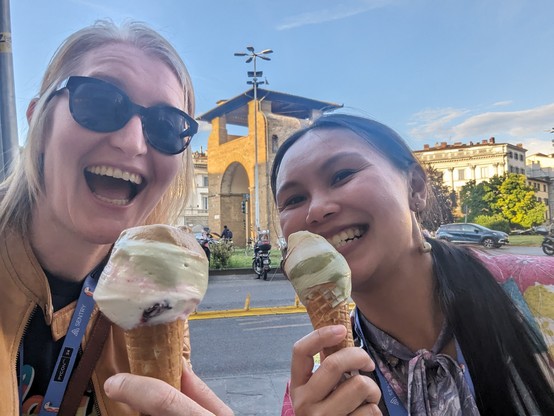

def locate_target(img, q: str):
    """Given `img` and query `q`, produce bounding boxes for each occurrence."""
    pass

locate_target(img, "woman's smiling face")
[275,127,416,289]
[35,42,185,244]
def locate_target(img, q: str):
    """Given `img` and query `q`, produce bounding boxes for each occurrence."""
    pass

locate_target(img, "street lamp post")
[0,0,19,181]
[234,46,273,235]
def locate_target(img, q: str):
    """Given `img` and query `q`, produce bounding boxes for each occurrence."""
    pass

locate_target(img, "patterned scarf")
[356,310,480,415]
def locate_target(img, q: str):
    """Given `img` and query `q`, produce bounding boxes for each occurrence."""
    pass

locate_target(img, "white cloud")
[452,103,554,138]
[408,107,470,139]
[492,100,513,107]
[520,137,554,155]
[276,0,398,30]
[409,103,554,154]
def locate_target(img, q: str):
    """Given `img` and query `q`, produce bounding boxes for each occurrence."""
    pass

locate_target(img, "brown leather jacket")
[0,229,191,415]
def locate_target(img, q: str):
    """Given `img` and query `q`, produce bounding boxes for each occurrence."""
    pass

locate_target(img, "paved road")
[190,314,310,378]
[191,276,304,415]
[190,313,310,415]
[492,245,544,256]
[199,276,295,312]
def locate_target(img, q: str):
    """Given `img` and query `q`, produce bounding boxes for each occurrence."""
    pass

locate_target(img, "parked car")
[436,223,509,248]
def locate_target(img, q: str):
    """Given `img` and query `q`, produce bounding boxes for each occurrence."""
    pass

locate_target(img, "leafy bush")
[210,241,233,269]
[473,214,511,233]
[215,249,284,270]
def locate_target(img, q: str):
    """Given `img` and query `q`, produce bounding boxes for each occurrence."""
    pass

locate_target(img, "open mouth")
[329,225,367,249]
[84,166,145,206]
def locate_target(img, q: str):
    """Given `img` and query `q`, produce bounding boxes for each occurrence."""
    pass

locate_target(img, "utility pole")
[0,0,18,181]
[234,46,272,238]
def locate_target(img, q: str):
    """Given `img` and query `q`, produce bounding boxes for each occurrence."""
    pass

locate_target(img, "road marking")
[189,303,355,320]
[238,317,285,325]
[189,306,307,320]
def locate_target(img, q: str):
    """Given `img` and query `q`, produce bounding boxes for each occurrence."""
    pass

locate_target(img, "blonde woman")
[0,21,231,416]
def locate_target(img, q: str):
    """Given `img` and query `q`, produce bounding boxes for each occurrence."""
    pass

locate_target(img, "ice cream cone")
[303,282,354,357]
[124,319,186,390]
[283,231,355,358]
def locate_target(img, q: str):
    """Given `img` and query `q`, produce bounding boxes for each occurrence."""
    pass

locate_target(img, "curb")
[189,302,356,320]
[190,305,307,320]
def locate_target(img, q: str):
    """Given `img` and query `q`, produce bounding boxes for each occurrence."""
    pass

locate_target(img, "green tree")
[459,180,486,221]
[483,175,504,215]
[421,165,455,231]
[496,174,546,228]
[459,175,504,221]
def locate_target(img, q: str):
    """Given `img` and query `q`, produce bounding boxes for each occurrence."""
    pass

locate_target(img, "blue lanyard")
[455,338,476,398]
[353,309,475,416]
[19,269,100,415]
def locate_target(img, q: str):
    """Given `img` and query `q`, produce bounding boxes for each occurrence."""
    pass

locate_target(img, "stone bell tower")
[197,88,341,247]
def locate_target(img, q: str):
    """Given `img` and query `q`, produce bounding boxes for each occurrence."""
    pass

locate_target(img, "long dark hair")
[270,113,554,414]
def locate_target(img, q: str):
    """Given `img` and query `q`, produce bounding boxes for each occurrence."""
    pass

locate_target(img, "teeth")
[329,227,363,248]
[86,166,143,185]
[95,194,131,206]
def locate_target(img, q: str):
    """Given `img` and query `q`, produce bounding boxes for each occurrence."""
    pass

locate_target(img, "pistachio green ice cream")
[284,231,351,307]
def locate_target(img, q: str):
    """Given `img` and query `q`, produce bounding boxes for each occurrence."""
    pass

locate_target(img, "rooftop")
[197,88,342,125]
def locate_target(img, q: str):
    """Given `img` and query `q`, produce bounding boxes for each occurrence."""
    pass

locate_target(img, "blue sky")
[10,0,554,155]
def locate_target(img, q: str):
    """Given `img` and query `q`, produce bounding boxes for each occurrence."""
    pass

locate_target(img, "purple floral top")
[356,312,478,415]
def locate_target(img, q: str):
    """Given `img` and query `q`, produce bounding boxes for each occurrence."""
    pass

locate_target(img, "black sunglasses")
[53,76,198,155]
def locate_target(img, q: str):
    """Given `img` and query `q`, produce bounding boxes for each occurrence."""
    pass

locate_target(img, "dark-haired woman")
[272,113,554,415]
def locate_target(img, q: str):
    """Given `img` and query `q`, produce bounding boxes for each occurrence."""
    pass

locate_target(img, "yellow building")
[526,177,550,221]
[197,88,341,247]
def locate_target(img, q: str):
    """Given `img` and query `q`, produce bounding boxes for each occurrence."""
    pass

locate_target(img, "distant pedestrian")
[221,225,233,241]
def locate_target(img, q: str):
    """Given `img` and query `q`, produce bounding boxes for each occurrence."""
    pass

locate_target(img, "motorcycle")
[542,236,554,256]
[253,240,272,280]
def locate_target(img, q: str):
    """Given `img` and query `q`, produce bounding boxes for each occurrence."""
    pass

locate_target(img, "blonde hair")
[0,20,195,235]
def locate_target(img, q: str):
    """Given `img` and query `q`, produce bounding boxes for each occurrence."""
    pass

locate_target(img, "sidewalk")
[204,372,289,416]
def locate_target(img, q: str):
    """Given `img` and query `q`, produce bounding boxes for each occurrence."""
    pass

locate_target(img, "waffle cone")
[304,282,354,358]
[124,319,185,391]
